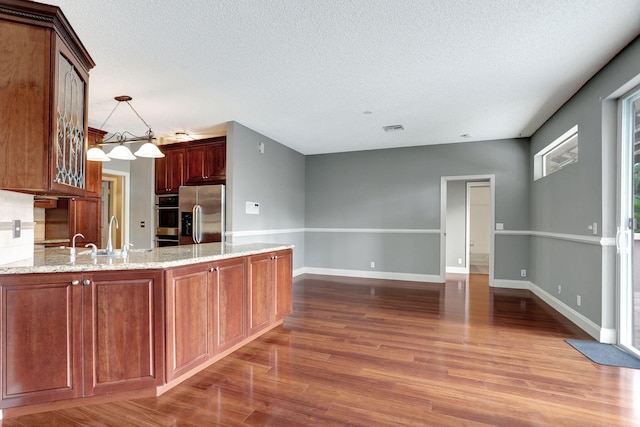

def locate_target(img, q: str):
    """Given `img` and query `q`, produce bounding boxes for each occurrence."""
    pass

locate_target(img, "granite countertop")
[0,242,293,275]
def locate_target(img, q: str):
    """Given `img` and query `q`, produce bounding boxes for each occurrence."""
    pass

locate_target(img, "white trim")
[441,174,495,286]
[529,281,605,342]
[493,278,613,342]
[305,228,439,234]
[293,267,306,277]
[301,267,443,283]
[227,228,305,237]
[492,279,532,290]
[102,168,131,246]
[495,229,615,246]
[446,266,469,274]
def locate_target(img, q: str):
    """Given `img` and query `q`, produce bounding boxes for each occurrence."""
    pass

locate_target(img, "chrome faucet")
[106,216,119,254]
[70,233,84,256]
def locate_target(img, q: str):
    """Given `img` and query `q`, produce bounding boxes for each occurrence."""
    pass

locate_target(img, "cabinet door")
[85,127,106,198]
[165,264,213,380]
[69,198,101,246]
[247,253,273,335]
[166,148,185,192]
[0,274,83,408]
[50,39,89,196]
[155,148,185,194]
[213,257,247,353]
[274,249,293,321]
[185,141,226,185]
[154,155,168,194]
[84,271,164,395]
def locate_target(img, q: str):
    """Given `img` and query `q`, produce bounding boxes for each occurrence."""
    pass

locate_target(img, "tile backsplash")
[0,190,34,265]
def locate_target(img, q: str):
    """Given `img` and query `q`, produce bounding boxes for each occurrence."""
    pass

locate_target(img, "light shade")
[134,142,165,158]
[86,147,111,162]
[107,144,136,160]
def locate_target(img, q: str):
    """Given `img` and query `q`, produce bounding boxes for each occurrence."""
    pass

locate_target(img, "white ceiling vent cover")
[383,124,404,132]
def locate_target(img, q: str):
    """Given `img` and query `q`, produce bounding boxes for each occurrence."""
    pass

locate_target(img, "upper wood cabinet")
[185,138,226,185]
[0,1,95,196]
[155,146,185,194]
[85,127,107,198]
[155,137,226,194]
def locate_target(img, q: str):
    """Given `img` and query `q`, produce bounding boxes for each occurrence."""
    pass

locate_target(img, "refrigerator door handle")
[193,204,203,243]
[192,204,198,244]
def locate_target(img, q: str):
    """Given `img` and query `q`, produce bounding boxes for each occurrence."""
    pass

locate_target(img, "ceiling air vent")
[383,124,404,132]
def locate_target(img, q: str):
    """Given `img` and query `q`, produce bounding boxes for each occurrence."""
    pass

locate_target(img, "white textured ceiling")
[49,0,640,155]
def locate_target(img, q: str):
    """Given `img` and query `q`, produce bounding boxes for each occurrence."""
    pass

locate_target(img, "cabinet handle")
[71,280,80,286]
[210,267,219,272]
[83,279,91,286]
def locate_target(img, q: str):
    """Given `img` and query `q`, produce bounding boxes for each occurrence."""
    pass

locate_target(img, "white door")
[618,88,640,357]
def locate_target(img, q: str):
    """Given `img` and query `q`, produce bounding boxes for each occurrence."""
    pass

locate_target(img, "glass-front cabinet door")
[51,40,89,194]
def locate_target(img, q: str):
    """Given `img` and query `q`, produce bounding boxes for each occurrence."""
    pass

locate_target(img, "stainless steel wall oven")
[155,194,179,246]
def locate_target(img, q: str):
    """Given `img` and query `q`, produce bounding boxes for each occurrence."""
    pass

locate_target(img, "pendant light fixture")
[88,95,165,161]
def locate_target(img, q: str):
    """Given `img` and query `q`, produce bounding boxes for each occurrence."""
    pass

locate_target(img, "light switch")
[245,201,260,215]
[495,223,504,230]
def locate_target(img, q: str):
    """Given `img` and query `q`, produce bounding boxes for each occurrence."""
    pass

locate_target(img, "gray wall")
[529,36,640,330]
[226,121,306,271]
[305,138,530,280]
[129,154,155,249]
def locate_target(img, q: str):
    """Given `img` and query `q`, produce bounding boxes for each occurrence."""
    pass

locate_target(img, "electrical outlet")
[577,295,581,306]
[370,261,375,269]
[558,285,562,294]
[520,269,527,277]
[457,258,462,265]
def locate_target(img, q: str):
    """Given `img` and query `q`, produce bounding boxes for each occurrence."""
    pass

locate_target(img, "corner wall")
[529,36,640,341]
[226,122,306,271]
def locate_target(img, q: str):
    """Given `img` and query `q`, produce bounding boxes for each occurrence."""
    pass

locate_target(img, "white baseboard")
[446,266,469,274]
[300,267,443,283]
[491,279,532,290]
[490,279,614,343]
[528,282,603,341]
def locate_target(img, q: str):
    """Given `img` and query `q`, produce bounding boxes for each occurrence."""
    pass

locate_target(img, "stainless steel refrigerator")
[178,185,225,244]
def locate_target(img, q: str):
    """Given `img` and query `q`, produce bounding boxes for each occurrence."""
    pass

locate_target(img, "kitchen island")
[0,243,293,418]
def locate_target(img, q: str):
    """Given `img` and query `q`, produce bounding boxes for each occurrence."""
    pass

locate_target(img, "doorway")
[441,175,495,282]
[618,87,640,357]
[467,183,491,274]
[102,171,128,250]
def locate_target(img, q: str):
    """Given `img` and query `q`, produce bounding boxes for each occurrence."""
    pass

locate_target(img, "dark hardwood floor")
[3,274,640,426]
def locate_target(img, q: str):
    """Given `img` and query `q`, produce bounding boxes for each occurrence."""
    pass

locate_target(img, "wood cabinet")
[164,256,248,379]
[45,198,101,247]
[212,256,247,353]
[0,2,94,196]
[247,249,293,335]
[185,138,226,185]
[85,127,107,198]
[274,250,293,321]
[155,137,226,194]
[247,253,273,335]
[83,271,164,396]
[0,270,163,408]
[155,146,185,194]
[69,198,101,246]
[164,264,214,380]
